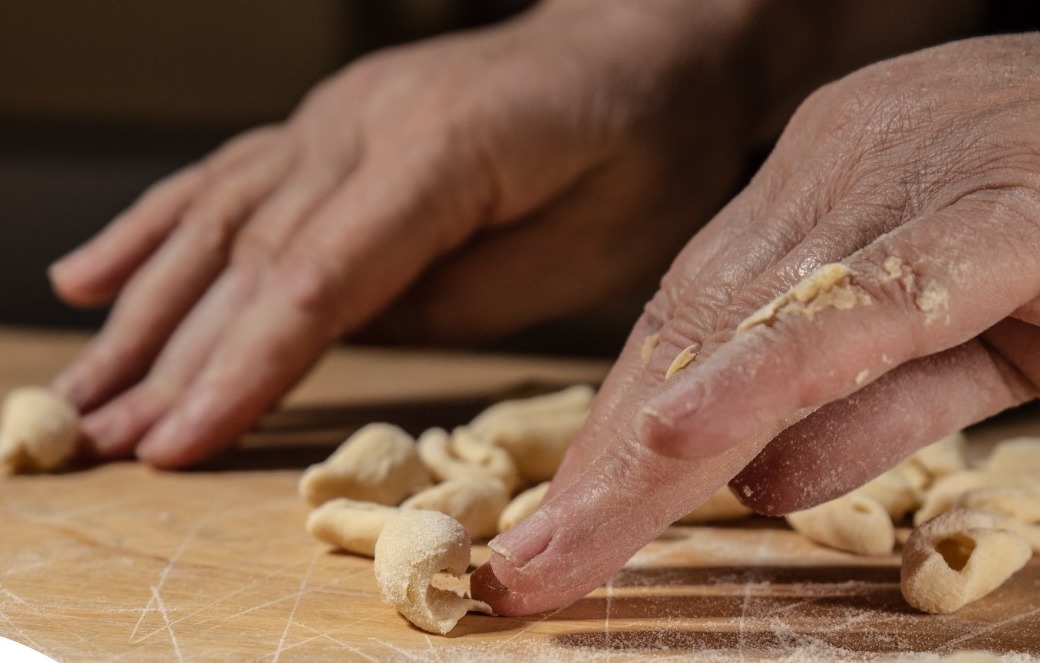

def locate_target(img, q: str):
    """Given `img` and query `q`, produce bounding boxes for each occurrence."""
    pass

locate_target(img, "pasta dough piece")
[908,432,967,483]
[954,477,1040,524]
[0,387,80,472]
[498,481,550,533]
[983,436,1040,476]
[786,492,894,556]
[913,470,989,526]
[676,485,753,524]
[305,498,397,557]
[299,423,431,506]
[901,509,1031,614]
[402,476,509,540]
[416,427,518,492]
[468,385,593,483]
[854,465,923,522]
[374,509,492,635]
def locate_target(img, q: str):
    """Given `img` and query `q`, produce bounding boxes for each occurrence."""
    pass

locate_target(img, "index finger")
[474,195,1040,615]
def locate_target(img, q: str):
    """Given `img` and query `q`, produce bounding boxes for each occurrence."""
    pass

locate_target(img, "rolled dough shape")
[0,387,79,472]
[901,509,1031,614]
[373,509,492,635]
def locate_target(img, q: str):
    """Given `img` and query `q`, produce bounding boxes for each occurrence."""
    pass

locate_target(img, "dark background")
[0,0,530,330]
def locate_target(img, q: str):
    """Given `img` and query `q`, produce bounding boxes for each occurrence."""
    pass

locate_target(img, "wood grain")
[1,328,1038,662]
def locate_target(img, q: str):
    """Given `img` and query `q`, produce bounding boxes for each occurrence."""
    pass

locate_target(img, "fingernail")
[487,510,552,569]
[635,379,725,460]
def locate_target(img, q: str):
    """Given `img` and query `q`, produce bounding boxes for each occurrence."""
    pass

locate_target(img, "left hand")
[473,34,1040,616]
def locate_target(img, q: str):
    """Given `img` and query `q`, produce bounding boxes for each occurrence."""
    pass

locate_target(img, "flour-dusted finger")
[374,509,492,635]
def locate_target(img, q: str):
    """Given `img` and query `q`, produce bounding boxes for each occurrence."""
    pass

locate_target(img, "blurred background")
[0,0,532,331]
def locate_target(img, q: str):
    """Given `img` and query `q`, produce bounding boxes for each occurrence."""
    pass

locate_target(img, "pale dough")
[0,387,79,472]
[468,384,593,483]
[900,509,1031,614]
[298,423,431,506]
[786,492,894,556]
[401,476,509,540]
[416,426,518,492]
[676,485,753,524]
[498,481,550,533]
[373,509,492,635]
[305,498,397,557]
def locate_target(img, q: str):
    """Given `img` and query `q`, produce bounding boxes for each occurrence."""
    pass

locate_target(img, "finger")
[79,271,251,457]
[476,195,1040,616]
[133,141,501,467]
[731,335,1037,515]
[549,161,902,498]
[48,128,280,306]
[52,144,295,411]
[80,166,347,456]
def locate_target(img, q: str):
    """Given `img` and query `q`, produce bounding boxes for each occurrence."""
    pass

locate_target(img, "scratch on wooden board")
[285,620,384,662]
[0,605,47,655]
[937,604,1040,652]
[502,604,571,645]
[150,585,184,663]
[200,577,343,625]
[271,547,320,663]
[736,529,774,656]
[423,633,446,663]
[376,639,428,662]
[267,607,398,660]
[603,574,614,650]
[128,489,228,645]
[0,583,30,608]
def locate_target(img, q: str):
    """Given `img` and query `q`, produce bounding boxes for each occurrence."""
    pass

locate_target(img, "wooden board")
[1,328,1038,662]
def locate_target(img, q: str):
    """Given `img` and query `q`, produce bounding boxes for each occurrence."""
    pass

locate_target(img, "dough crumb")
[736,263,870,333]
[639,332,660,364]
[664,344,699,379]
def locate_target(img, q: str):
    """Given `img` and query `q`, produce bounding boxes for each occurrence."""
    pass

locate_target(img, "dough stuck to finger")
[373,509,492,635]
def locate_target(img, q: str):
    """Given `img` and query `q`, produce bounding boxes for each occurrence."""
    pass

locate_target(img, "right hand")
[47,0,758,466]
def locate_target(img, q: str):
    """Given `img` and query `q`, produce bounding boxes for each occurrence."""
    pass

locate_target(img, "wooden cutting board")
[0,328,1038,662]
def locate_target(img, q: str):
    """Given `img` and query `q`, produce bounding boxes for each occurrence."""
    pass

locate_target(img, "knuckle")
[274,250,344,314]
[229,227,279,272]
[181,187,249,257]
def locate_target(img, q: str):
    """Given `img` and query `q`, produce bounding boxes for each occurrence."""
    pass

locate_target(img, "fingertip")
[470,560,590,617]
[48,255,113,308]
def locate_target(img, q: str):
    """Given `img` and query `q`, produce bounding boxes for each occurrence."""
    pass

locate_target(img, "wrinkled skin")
[473,35,1040,616]
[48,1,757,466]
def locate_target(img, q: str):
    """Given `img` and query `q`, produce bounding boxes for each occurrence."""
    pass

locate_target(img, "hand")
[473,34,1040,616]
[47,1,761,466]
